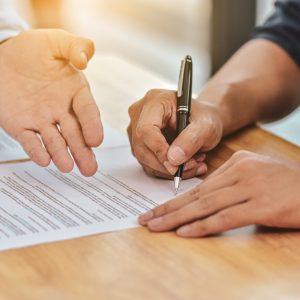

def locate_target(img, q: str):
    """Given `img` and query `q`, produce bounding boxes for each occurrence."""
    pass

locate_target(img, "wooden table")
[0,56,300,300]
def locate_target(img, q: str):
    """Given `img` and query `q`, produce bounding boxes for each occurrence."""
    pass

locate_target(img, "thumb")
[167,123,204,166]
[50,29,95,70]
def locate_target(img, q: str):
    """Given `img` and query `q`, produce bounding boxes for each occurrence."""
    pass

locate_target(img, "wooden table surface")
[0,56,300,300]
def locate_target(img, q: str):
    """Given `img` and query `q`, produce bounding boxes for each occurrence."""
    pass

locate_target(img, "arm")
[199,39,300,136]
[128,1,300,178]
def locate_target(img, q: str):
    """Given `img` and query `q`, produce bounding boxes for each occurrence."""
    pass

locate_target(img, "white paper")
[0,128,28,162]
[0,146,200,251]
[101,124,129,148]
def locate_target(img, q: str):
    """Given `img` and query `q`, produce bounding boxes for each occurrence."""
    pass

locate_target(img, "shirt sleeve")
[252,0,300,67]
[0,0,29,43]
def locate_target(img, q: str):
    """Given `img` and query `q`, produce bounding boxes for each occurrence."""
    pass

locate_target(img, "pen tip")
[174,176,181,195]
[174,187,179,195]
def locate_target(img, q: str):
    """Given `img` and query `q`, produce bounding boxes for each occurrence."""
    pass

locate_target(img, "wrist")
[196,83,235,136]
[196,82,260,136]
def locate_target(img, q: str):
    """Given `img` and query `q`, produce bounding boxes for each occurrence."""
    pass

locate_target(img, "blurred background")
[9,0,300,145]
[11,0,273,90]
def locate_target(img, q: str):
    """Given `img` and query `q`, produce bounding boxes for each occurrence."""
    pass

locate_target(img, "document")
[0,146,201,251]
[0,129,28,162]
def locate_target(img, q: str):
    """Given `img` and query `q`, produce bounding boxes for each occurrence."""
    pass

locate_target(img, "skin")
[128,39,300,236]
[139,151,300,237]
[0,29,103,176]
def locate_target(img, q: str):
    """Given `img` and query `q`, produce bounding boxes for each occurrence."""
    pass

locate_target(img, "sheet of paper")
[0,129,28,162]
[0,124,129,163]
[0,146,201,251]
[101,124,129,148]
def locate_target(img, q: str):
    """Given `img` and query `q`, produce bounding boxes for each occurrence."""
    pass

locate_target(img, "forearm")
[197,39,300,136]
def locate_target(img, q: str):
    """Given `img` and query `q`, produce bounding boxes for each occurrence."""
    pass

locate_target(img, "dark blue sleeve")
[252,0,300,66]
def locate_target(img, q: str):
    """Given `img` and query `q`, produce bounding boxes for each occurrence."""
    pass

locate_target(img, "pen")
[174,55,193,194]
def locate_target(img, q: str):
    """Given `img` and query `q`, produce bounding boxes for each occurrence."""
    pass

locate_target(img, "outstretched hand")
[0,29,103,176]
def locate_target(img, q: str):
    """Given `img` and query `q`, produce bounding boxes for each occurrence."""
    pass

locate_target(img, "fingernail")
[196,164,207,175]
[80,51,87,63]
[148,217,163,229]
[183,160,194,171]
[196,153,206,162]
[139,210,153,225]
[168,146,186,165]
[177,225,191,236]
[163,161,177,175]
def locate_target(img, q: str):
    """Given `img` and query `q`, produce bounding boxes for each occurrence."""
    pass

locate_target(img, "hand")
[127,89,223,179]
[139,150,300,237]
[0,29,103,176]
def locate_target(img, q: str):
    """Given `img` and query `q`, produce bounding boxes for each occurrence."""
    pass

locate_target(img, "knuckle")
[192,222,207,235]
[145,89,160,98]
[218,211,232,228]
[66,130,80,142]
[189,186,201,201]
[135,124,151,139]
[79,102,96,115]
[128,102,138,118]
[144,168,168,179]
[27,146,39,160]
[196,197,211,212]
[142,166,155,177]
[127,125,132,140]
[134,145,147,164]
[157,202,173,216]
[45,135,57,148]
[85,39,94,53]
[234,157,255,173]
[232,150,252,160]
[172,210,183,224]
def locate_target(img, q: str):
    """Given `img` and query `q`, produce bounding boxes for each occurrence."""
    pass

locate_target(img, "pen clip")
[177,58,186,98]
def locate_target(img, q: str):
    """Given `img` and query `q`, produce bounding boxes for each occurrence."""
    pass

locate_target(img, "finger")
[127,124,133,145]
[137,124,171,171]
[72,85,103,148]
[166,121,208,167]
[135,138,206,179]
[40,125,74,173]
[147,185,249,232]
[139,166,238,225]
[16,130,51,167]
[142,166,172,179]
[142,162,207,180]
[50,29,95,69]
[133,139,172,175]
[139,182,202,225]
[163,153,207,176]
[59,114,98,177]
[176,203,252,237]
[207,150,256,179]
[135,91,177,173]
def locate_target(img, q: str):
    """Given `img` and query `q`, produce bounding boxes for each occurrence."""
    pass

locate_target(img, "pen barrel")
[176,110,190,136]
[175,110,189,178]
